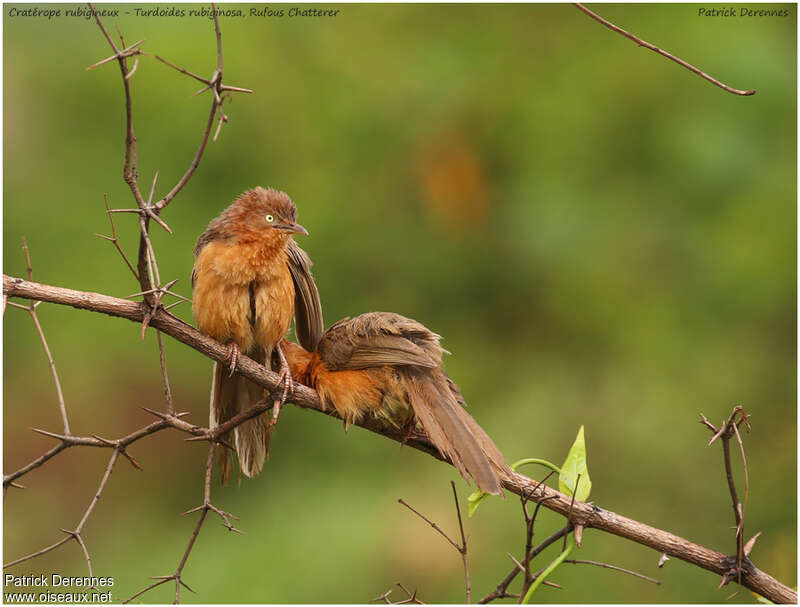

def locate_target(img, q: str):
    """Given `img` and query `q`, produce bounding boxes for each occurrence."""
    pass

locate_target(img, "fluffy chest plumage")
[192,239,295,357]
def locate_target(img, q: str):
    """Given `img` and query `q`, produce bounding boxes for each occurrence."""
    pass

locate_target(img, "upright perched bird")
[192,187,323,479]
[282,312,509,494]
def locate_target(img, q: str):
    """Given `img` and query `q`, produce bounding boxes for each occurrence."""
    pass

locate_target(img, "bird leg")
[269,342,292,426]
[224,341,240,377]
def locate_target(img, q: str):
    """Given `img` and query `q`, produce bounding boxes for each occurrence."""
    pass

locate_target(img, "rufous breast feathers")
[192,239,295,353]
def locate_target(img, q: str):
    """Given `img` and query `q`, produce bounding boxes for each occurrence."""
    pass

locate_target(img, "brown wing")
[318,313,441,370]
[286,239,324,351]
[192,221,229,287]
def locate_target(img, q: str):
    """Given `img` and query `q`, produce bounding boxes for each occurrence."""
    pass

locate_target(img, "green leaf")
[467,489,490,517]
[558,426,592,501]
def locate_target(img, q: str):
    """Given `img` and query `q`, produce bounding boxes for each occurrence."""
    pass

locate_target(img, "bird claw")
[224,342,240,377]
[399,420,421,445]
[270,344,293,426]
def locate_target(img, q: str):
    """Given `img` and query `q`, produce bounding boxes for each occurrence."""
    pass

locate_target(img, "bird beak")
[275,222,309,236]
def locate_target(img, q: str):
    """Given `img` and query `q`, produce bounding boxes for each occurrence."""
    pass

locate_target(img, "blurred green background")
[3,3,796,603]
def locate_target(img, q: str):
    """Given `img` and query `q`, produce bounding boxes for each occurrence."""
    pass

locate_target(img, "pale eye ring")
[265,214,274,223]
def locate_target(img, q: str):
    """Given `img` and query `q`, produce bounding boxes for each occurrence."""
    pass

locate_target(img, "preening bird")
[282,312,509,494]
[192,187,323,480]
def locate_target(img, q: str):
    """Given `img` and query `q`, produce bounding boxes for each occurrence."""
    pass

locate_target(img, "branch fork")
[182,502,243,534]
[86,38,145,71]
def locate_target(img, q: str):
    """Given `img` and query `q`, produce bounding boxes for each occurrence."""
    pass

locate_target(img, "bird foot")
[269,343,293,427]
[224,342,240,377]
[399,420,420,445]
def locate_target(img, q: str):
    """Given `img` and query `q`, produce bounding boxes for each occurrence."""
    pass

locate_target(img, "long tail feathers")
[233,375,268,477]
[404,369,508,495]
[210,362,233,482]
[210,362,268,481]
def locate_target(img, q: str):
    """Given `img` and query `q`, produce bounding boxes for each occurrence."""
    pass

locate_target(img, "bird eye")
[265,214,274,223]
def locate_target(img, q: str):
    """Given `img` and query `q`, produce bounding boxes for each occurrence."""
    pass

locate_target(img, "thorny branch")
[481,470,658,603]
[398,481,471,603]
[4,449,120,583]
[371,583,425,605]
[88,2,240,388]
[2,268,230,594]
[87,1,251,309]
[122,443,242,604]
[95,194,140,281]
[83,5,250,589]
[3,273,797,603]
[398,475,653,602]
[573,3,756,96]
[479,526,570,604]
[2,273,226,589]
[10,238,72,437]
[4,6,250,598]
[699,406,757,592]
[519,473,560,599]
[5,415,191,492]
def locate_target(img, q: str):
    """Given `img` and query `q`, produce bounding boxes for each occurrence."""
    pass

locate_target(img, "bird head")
[219,186,309,244]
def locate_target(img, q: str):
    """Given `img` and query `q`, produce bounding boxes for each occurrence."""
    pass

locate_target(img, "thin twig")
[27,295,71,434]
[507,551,526,574]
[398,498,462,552]
[4,418,173,490]
[16,239,71,435]
[732,417,750,521]
[721,429,742,529]
[731,420,749,585]
[565,559,660,585]
[394,583,424,605]
[395,484,470,603]
[152,53,209,86]
[88,3,146,209]
[563,473,580,551]
[573,3,755,96]
[97,194,139,280]
[3,535,74,569]
[450,481,470,603]
[156,331,175,415]
[519,471,557,596]
[3,442,69,489]
[152,4,251,212]
[76,449,119,533]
